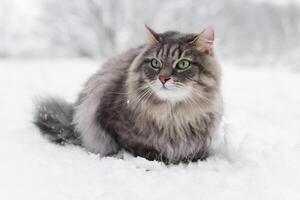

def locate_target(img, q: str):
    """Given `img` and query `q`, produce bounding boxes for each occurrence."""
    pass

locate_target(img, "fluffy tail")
[34,98,81,146]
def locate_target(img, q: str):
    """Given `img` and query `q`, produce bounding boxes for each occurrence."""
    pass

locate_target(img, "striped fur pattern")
[34,27,223,164]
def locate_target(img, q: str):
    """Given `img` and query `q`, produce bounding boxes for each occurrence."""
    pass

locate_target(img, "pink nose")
[159,76,171,84]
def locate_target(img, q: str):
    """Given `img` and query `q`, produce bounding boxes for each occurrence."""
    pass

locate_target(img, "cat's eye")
[151,58,161,69]
[176,59,190,70]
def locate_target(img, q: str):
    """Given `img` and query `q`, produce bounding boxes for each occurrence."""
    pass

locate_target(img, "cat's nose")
[159,76,171,84]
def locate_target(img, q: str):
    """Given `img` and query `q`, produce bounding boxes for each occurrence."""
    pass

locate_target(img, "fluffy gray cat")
[34,26,223,164]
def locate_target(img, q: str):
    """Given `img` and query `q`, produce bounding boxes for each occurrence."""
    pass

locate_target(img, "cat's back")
[91,47,142,84]
[76,47,142,104]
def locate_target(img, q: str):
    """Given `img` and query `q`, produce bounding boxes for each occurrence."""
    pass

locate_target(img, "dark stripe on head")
[164,44,171,58]
[178,48,185,59]
[171,45,180,58]
[155,47,160,58]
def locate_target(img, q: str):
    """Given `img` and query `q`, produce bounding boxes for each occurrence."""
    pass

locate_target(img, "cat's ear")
[144,24,159,46]
[191,27,215,55]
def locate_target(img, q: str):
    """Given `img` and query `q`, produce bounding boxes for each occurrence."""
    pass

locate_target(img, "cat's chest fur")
[99,95,215,163]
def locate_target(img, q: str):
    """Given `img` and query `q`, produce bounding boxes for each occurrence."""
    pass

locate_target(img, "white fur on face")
[150,79,192,103]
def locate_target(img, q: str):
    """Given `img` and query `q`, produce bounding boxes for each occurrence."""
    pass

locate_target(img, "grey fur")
[34,98,81,145]
[72,49,141,155]
[34,28,223,164]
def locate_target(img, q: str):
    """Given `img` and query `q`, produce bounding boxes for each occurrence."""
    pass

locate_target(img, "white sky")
[254,0,300,5]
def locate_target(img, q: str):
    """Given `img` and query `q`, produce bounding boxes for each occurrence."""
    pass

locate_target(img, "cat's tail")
[33,98,81,146]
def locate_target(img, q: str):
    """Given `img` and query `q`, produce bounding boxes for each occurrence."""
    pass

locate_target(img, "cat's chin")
[152,86,191,103]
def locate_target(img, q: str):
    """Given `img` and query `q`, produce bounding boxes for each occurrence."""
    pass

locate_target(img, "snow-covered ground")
[0,59,300,200]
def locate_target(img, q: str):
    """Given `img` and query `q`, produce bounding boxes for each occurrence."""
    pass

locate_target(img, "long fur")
[34,98,81,145]
[34,29,223,164]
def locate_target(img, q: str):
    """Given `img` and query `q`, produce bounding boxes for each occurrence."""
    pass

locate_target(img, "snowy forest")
[1,0,300,67]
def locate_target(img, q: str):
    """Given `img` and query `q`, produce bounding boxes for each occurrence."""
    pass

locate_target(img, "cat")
[34,25,223,164]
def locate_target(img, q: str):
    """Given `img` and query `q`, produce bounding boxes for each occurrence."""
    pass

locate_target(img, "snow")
[0,59,300,200]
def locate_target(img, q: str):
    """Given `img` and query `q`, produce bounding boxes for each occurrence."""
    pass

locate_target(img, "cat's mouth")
[150,81,192,103]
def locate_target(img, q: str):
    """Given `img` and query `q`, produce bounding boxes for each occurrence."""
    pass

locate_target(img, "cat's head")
[128,25,221,105]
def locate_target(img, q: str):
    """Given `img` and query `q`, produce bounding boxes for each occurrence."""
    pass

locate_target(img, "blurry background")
[1,0,300,67]
[1,1,300,199]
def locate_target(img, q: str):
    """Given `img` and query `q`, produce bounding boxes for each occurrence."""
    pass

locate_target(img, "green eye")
[176,59,190,69]
[151,58,161,69]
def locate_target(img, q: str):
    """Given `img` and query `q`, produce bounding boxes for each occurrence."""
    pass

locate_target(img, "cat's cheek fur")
[150,80,192,103]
